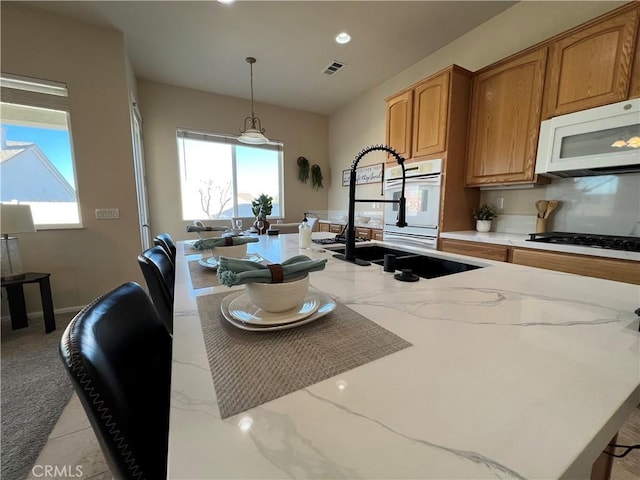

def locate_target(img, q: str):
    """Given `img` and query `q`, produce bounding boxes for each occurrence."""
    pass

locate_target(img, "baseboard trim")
[1,305,86,325]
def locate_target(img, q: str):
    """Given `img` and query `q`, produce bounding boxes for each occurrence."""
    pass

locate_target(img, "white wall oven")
[383,159,442,249]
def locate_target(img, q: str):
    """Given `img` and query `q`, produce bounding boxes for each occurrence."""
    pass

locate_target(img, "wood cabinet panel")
[329,224,344,234]
[512,248,640,285]
[372,229,384,241]
[319,222,330,232]
[411,71,449,157]
[630,19,640,99]
[466,48,549,186]
[385,90,413,160]
[440,238,509,262]
[544,7,639,118]
[355,227,372,239]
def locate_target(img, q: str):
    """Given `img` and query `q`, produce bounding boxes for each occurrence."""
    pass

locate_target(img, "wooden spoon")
[544,200,559,219]
[535,200,549,218]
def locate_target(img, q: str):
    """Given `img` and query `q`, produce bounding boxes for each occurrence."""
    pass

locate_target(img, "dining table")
[169,232,639,479]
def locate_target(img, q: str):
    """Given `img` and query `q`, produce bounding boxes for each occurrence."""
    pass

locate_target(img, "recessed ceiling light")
[335,32,351,44]
[218,0,235,4]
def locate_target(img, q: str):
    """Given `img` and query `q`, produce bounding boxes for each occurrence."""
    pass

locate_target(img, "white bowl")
[356,216,371,224]
[212,243,247,259]
[245,274,309,313]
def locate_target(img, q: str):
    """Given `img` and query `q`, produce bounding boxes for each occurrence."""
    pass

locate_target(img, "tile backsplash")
[481,173,640,236]
[546,174,640,236]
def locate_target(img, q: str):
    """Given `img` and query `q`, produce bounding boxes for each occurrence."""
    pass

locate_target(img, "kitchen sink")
[327,245,482,279]
[327,245,414,262]
[372,255,481,279]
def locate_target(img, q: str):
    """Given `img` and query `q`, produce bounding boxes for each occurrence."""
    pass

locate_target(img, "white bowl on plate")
[212,243,247,259]
[245,274,309,313]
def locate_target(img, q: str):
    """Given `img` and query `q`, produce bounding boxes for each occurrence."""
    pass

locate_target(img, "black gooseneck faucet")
[335,144,407,266]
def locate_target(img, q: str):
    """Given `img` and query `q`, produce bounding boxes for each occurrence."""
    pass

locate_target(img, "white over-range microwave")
[535,98,640,178]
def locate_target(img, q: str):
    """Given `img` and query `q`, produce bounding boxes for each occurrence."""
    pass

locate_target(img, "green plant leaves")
[251,193,273,218]
[297,156,310,183]
[311,164,323,190]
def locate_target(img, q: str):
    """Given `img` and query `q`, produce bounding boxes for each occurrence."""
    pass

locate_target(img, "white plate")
[198,257,219,270]
[220,289,336,332]
[228,291,321,325]
[198,254,264,270]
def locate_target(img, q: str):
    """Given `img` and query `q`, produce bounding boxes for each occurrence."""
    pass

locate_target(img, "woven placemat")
[196,291,412,418]
[187,259,220,289]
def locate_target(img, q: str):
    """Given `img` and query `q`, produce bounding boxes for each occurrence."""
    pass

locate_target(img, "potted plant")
[251,193,273,234]
[472,203,498,232]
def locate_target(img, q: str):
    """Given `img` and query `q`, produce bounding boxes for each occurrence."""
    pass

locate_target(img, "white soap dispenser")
[298,213,312,249]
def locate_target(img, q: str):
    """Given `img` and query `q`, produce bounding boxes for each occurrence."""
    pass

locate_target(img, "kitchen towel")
[217,254,327,286]
[186,225,229,233]
[196,291,412,419]
[192,235,259,251]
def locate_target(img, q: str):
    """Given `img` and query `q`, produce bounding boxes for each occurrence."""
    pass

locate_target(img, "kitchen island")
[169,233,639,479]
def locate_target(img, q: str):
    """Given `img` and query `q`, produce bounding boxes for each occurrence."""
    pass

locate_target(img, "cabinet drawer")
[319,222,330,232]
[329,224,344,234]
[512,248,640,285]
[355,227,372,239]
[440,238,509,262]
[372,229,384,241]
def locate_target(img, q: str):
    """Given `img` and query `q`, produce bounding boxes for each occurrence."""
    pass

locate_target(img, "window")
[176,129,283,220]
[1,73,81,227]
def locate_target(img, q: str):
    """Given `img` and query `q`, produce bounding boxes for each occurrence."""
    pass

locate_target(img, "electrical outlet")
[496,197,504,210]
[95,208,120,219]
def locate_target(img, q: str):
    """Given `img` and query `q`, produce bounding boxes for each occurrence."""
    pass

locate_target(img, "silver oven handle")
[385,176,441,189]
[382,233,438,249]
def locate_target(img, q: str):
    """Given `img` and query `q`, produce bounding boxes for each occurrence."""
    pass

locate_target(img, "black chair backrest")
[59,282,172,480]
[137,246,174,334]
[153,233,176,264]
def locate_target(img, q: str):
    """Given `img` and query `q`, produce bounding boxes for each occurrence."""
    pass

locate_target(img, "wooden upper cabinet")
[466,48,549,186]
[544,6,640,118]
[412,71,450,157]
[385,90,413,160]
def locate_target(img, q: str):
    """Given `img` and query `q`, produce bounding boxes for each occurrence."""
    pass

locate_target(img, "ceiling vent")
[323,60,346,76]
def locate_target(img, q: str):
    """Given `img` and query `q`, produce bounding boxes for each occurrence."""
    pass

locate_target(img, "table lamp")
[1,204,36,281]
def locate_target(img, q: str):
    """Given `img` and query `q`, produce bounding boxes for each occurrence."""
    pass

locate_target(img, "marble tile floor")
[26,394,110,480]
[32,394,639,480]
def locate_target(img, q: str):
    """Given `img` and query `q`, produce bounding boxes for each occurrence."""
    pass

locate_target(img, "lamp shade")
[238,128,269,145]
[1,204,35,234]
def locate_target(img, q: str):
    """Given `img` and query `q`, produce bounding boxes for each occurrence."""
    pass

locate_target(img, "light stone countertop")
[441,230,640,262]
[169,233,640,480]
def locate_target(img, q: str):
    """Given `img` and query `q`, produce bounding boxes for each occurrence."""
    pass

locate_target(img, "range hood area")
[535,99,640,178]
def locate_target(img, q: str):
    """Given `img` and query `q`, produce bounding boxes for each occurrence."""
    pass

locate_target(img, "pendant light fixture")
[238,57,269,145]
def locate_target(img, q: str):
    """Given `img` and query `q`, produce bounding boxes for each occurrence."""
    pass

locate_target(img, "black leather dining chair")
[153,232,176,265]
[59,282,172,480]
[137,246,174,334]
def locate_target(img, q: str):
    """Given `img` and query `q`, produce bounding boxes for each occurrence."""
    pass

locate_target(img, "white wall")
[327,1,627,216]
[1,4,142,312]
[136,80,329,242]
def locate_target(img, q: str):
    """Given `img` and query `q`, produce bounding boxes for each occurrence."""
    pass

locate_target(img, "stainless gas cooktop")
[527,232,640,252]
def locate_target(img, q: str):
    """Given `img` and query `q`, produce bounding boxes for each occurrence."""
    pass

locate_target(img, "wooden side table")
[1,272,56,333]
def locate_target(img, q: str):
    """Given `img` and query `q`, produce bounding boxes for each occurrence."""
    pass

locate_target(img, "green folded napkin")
[186,225,229,233]
[193,236,259,250]
[217,254,327,286]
